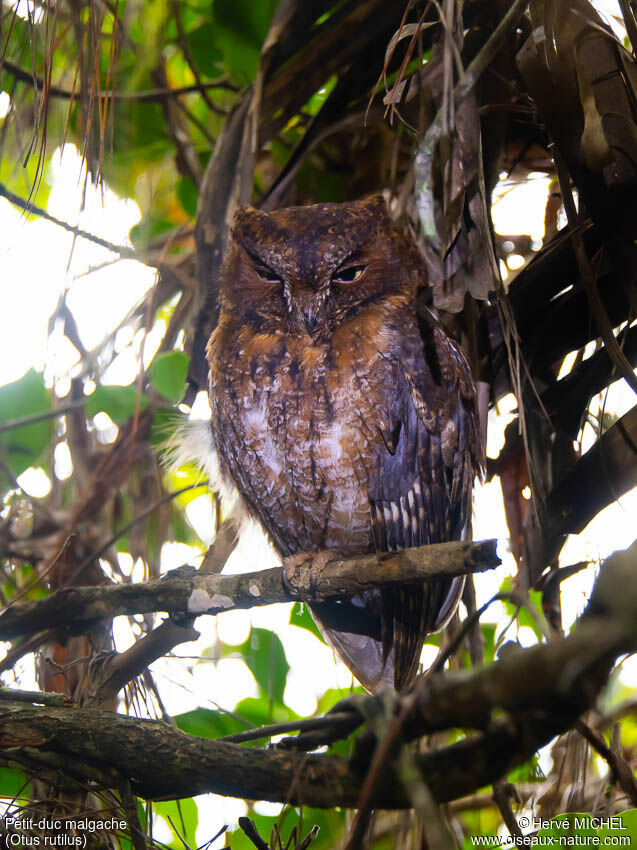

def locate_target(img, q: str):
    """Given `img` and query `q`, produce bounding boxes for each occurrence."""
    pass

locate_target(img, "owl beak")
[303,311,318,337]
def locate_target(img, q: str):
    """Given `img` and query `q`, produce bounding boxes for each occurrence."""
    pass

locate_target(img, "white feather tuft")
[161,419,247,528]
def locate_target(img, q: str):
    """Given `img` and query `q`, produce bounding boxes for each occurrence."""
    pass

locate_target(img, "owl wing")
[368,311,481,690]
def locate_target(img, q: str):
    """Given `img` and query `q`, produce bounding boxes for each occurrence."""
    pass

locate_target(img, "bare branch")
[0,539,500,640]
[93,619,200,706]
[0,181,136,256]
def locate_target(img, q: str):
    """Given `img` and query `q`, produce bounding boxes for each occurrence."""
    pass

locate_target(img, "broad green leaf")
[85,385,149,423]
[213,0,279,83]
[227,814,281,850]
[289,601,326,644]
[153,798,198,848]
[315,686,365,716]
[149,351,190,403]
[214,0,278,48]
[481,622,497,664]
[0,153,53,212]
[228,807,346,850]
[0,369,52,484]
[174,707,246,739]
[0,765,28,798]
[499,577,546,640]
[184,23,224,76]
[458,808,501,847]
[506,753,543,783]
[226,627,290,703]
[297,160,346,202]
[233,695,297,728]
[177,177,198,218]
[536,814,599,842]
[599,809,637,844]
[129,215,176,249]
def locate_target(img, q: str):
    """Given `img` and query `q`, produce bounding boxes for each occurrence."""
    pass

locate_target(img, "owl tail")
[383,576,464,691]
[308,576,463,693]
[308,593,394,693]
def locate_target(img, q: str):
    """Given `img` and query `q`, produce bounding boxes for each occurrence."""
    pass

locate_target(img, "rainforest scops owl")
[197,194,482,692]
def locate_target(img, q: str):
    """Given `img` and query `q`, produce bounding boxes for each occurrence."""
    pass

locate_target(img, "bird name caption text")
[1,812,127,847]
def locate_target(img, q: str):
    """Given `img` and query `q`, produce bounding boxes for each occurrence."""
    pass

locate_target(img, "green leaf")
[289,602,326,644]
[536,814,599,842]
[149,351,190,403]
[227,814,281,850]
[215,0,278,48]
[153,798,198,847]
[85,385,149,423]
[599,810,637,845]
[506,753,543,783]
[0,765,28,797]
[228,807,346,850]
[315,686,365,716]
[177,177,199,218]
[174,706,246,739]
[0,369,52,485]
[212,0,279,83]
[129,215,175,249]
[226,627,290,703]
[184,22,224,76]
[499,577,546,640]
[234,695,297,728]
[481,623,497,664]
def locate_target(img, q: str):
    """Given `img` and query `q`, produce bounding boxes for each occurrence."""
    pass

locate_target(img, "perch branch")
[0,540,500,640]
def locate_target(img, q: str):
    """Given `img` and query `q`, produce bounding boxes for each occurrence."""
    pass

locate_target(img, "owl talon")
[282,550,335,597]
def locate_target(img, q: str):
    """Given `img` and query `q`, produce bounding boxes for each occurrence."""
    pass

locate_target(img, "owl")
[203,195,482,692]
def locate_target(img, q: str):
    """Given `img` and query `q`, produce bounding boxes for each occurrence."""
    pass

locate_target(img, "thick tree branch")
[0,540,500,640]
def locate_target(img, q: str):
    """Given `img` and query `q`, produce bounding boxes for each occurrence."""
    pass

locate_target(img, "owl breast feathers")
[205,194,482,692]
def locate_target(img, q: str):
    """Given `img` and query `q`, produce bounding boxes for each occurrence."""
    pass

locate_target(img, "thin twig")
[1,59,237,100]
[0,400,86,435]
[0,686,71,706]
[0,181,135,256]
[493,781,523,840]
[219,712,357,745]
[71,481,209,585]
[576,719,637,807]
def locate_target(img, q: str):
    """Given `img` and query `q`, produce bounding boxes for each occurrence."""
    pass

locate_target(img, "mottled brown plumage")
[206,195,482,691]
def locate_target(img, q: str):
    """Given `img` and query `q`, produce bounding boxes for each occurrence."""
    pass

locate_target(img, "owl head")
[219,195,425,336]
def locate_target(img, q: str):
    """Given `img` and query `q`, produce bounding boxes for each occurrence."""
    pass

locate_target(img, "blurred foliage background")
[1,0,637,848]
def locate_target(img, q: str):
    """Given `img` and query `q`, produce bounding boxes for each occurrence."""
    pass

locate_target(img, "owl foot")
[282,550,335,598]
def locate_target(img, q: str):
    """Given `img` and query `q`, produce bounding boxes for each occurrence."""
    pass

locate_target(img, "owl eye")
[254,265,282,285]
[331,265,367,284]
